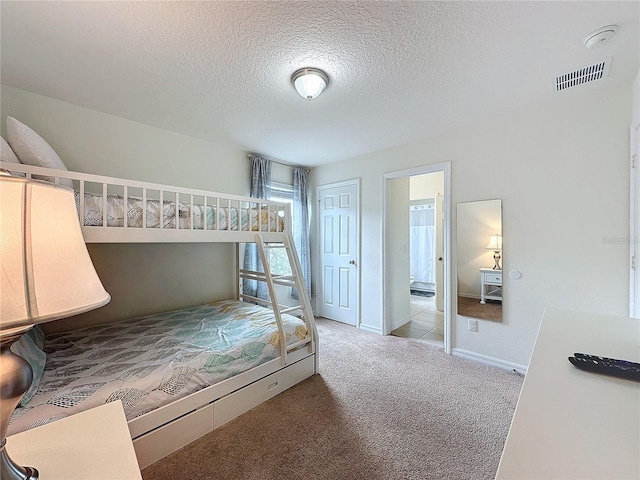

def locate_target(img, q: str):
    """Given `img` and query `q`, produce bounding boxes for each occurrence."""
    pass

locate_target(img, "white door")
[435,193,444,312]
[318,181,359,326]
[632,124,639,318]
[630,69,639,319]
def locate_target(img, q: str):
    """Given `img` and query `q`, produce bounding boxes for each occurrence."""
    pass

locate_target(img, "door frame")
[316,178,361,328]
[382,162,452,354]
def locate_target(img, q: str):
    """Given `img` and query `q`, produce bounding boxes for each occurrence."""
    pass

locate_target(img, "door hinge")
[633,256,636,270]
[632,153,637,168]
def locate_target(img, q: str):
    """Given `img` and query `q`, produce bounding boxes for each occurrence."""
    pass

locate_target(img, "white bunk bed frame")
[1,161,318,469]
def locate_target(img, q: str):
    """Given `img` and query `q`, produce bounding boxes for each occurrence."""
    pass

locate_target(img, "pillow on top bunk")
[0,136,26,177]
[6,116,73,188]
[10,332,46,407]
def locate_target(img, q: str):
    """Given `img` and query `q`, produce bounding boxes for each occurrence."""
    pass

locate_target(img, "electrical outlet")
[468,319,478,332]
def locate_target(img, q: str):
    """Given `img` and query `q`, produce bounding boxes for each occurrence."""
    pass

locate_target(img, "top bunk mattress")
[8,300,307,436]
[76,191,285,232]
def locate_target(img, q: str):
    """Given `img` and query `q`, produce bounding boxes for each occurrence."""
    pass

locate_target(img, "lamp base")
[493,251,502,270]
[0,443,38,480]
[0,332,38,480]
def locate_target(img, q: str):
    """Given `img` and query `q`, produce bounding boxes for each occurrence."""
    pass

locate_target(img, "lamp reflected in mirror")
[486,234,502,270]
[457,199,502,322]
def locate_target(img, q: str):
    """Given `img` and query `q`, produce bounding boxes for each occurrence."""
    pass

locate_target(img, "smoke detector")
[584,25,618,49]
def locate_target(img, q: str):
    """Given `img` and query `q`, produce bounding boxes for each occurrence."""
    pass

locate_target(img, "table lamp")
[0,175,110,480]
[486,234,502,270]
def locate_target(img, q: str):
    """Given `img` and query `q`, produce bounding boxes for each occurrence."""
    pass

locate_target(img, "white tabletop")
[496,307,640,479]
[7,400,142,480]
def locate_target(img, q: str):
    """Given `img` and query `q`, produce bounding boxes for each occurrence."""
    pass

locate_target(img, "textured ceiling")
[1,1,639,166]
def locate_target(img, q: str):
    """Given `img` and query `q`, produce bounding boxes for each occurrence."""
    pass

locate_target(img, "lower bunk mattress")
[8,300,307,436]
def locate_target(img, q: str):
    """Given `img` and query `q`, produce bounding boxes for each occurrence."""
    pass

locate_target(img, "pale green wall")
[0,85,251,332]
[2,83,632,367]
[311,84,631,367]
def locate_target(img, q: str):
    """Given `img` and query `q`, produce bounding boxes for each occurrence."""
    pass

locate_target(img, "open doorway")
[382,163,451,353]
[398,173,445,346]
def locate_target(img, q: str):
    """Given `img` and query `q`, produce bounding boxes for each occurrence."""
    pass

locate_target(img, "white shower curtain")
[410,206,435,284]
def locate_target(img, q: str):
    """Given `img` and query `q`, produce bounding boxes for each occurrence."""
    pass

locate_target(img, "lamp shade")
[486,234,502,250]
[0,176,110,333]
[291,68,329,100]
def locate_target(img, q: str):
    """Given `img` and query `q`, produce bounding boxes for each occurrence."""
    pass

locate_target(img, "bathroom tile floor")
[391,294,444,347]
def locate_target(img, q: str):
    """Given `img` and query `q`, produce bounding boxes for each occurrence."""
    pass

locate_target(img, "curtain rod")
[247,153,310,172]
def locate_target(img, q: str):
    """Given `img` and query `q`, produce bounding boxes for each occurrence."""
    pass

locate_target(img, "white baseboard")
[359,323,383,335]
[452,348,527,375]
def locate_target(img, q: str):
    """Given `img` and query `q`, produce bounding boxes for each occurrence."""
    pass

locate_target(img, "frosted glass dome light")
[291,68,329,100]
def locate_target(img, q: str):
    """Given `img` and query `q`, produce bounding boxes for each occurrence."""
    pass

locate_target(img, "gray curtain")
[292,167,311,299]
[242,154,271,300]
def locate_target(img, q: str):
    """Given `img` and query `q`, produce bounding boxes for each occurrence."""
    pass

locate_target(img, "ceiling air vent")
[555,59,611,92]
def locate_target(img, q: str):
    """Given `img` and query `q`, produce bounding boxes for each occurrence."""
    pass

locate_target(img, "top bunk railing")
[1,162,292,243]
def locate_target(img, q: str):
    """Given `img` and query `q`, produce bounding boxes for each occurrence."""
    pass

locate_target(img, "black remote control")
[568,353,640,382]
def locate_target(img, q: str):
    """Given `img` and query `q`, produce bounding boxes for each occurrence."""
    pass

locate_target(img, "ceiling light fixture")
[291,67,329,100]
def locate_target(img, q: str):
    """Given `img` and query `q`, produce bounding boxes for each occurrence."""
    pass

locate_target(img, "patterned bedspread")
[75,191,285,231]
[8,300,307,435]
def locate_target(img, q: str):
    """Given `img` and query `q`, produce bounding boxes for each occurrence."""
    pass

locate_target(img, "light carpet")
[142,318,523,480]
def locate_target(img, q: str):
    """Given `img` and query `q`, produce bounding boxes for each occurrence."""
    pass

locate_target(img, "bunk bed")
[1,160,318,469]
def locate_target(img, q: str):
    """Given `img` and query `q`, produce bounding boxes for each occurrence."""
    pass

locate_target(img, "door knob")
[349,260,356,265]
[437,257,443,261]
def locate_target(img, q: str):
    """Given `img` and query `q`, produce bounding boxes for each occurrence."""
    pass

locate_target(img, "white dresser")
[479,268,502,304]
[8,401,142,480]
[496,308,640,479]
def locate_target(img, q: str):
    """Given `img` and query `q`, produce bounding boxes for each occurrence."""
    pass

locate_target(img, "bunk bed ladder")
[255,235,288,366]
[277,234,317,364]
[253,234,318,373]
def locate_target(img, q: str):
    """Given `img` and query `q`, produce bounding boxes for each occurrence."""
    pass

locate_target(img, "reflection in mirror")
[457,199,502,322]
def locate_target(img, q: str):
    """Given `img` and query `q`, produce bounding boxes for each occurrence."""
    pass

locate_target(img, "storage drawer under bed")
[132,354,315,469]
[133,403,214,469]
[214,354,314,428]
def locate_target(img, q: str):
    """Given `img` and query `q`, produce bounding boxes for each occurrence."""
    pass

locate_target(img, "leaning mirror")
[456,199,502,321]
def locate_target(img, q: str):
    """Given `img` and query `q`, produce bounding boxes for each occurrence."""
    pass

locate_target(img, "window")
[268,182,293,276]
